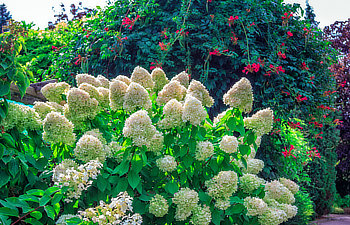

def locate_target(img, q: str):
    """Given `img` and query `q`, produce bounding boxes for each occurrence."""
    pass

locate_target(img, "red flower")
[282,12,293,20]
[122,15,140,30]
[314,131,323,140]
[301,62,309,70]
[159,42,169,51]
[209,49,221,56]
[228,15,239,26]
[242,63,260,74]
[278,51,286,59]
[340,81,346,87]
[161,28,168,39]
[121,36,128,40]
[86,34,90,38]
[282,145,297,159]
[307,147,321,159]
[296,94,308,102]
[104,27,109,31]
[281,90,290,96]
[333,119,343,126]
[288,122,303,130]
[74,55,82,66]
[52,45,58,50]
[150,60,162,70]
[287,31,293,37]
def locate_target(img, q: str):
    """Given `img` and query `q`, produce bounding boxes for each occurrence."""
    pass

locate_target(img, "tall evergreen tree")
[305,0,319,28]
[0,4,11,33]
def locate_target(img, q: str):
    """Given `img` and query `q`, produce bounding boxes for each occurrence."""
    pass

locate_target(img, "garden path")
[310,214,350,225]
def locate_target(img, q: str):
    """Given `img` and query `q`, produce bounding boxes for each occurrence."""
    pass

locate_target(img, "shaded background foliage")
[325,19,350,197]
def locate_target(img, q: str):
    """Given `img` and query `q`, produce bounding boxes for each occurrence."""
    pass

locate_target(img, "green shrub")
[0,67,302,225]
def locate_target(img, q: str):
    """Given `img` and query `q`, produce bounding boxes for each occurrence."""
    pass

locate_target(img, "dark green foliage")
[0,4,11,33]
[283,189,315,225]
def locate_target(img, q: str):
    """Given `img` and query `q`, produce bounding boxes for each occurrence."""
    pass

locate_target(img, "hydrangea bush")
[0,67,300,225]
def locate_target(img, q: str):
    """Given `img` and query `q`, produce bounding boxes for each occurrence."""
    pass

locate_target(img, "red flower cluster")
[228,16,239,26]
[150,60,162,70]
[104,27,109,31]
[265,64,285,76]
[176,28,189,36]
[242,63,260,74]
[282,12,293,20]
[340,81,346,87]
[288,121,303,129]
[52,45,58,51]
[74,55,82,66]
[307,147,321,159]
[317,105,336,111]
[296,95,308,102]
[333,119,343,125]
[278,51,286,59]
[287,31,293,37]
[314,131,323,140]
[159,42,170,51]
[209,49,221,56]
[300,62,309,70]
[282,145,296,159]
[309,121,323,128]
[161,28,168,39]
[122,15,140,30]
[230,32,238,45]
[323,90,337,97]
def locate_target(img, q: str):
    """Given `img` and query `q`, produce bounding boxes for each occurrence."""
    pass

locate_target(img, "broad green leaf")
[127,170,140,189]
[0,171,10,188]
[8,159,19,177]
[27,189,44,196]
[39,195,51,206]
[44,205,55,220]
[131,155,143,174]
[225,203,245,215]
[0,207,18,217]
[239,145,250,156]
[23,218,44,225]
[30,211,42,220]
[165,181,178,195]
[51,193,63,205]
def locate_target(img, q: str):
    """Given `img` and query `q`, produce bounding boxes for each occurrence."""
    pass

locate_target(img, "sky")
[0,0,350,29]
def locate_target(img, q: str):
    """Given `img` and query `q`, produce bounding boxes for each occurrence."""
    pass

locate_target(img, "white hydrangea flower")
[223,77,253,113]
[244,197,268,216]
[182,95,207,126]
[156,155,177,172]
[149,194,169,217]
[173,188,199,221]
[187,80,214,107]
[244,108,274,136]
[219,135,239,154]
[195,141,214,161]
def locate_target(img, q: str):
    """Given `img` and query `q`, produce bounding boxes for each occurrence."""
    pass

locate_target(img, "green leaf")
[164,133,174,147]
[226,117,236,131]
[30,211,42,220]
[0,81,10,96]
[8,159,19,177]
[239,145,250,156]
[1,133,15,148]
[165,181,179,195]
[51,193,63,205]
[19,194,39,203]
[0,170,10,188]
[127,171,140,189]
[225,203,245,215]
[23,218,44,225]
[115,178,128,195]
[0,144,5,158]
[97,175,108,192]
[44,186,59,196]
[44,205,55,220]
[39,195,51,206]
[198,192,211,204]
[183,155,193,168]
[0,207,18,217]
[189,139,196,153]
[53,203,60,215]
[27,189,44,196]
[244,131,256,145]
[212,209,222,225]
[131,155,143,174]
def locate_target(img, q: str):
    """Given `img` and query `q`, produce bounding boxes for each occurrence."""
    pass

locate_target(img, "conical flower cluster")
[157,80,187,105]
[223,77,253,113]
[123,82,152,112]
[41,82,70,104]
[182,95,207,126]
[151,68,169,92]
[43,112,76,146]
[109,80,128,110]
[131,66,154,90]
[122,110,156,147]
[187,80,214,107]
[171,71,190,88]
[158,99,184,129]
[244,108,274,136]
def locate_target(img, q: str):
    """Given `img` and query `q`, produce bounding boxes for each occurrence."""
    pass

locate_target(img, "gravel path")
[310,214,350,225]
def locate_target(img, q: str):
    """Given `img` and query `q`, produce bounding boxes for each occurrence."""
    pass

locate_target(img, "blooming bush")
[0,66,301,224]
